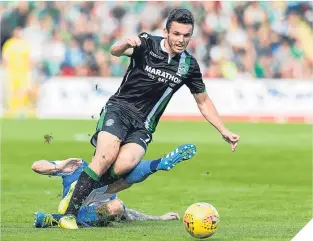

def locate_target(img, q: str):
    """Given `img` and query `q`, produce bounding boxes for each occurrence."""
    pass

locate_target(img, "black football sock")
[65,166,100,217]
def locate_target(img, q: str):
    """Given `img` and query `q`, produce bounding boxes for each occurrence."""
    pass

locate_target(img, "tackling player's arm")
[32,160,61,175]
[31,158,82,175]
[123,208,179,221]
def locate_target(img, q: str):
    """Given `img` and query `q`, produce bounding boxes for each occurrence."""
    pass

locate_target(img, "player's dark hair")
[166,8,194,32]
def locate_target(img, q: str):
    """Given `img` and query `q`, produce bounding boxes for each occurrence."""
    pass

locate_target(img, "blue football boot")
[157,144,197,170]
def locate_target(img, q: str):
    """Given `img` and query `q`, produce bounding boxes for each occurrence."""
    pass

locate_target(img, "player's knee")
[106,199,124,218]
[114,154,138,175]
[93,151,116,169]
[114,143,145,175]
[90,153,117,176]
[94,132,120,165]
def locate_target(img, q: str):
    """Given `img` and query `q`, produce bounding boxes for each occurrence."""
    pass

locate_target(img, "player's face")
[164,21,193,55]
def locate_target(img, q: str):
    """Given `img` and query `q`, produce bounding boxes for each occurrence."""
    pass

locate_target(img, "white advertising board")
[37,78,313,122]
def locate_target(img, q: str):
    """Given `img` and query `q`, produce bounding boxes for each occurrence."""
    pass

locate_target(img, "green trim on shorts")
[96,108,107,131]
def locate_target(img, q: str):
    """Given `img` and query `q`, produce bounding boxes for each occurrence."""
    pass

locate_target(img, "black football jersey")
[108,32,206,133]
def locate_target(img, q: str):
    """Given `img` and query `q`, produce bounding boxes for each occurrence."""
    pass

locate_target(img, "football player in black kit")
[59,8,240,229]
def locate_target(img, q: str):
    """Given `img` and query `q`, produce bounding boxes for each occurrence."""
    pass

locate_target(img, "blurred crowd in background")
[1,1,313,80]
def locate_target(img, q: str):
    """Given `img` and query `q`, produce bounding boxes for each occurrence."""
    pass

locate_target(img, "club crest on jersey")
[177,62,189,76]
[105,119,114,126]
[140,33,149,39]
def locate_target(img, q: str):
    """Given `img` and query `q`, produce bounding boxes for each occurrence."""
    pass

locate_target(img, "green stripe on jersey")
[145,87,173,132]
[184,55,191,78]
[148,93,172,132]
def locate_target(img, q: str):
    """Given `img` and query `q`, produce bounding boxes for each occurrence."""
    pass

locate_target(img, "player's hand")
[160,212,180,221]
[221,129,240,152]
[56,158,83,173]
[124,36,141,48]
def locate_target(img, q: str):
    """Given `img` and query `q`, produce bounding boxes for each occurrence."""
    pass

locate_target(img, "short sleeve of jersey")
[131,32,150,58]
[185,59,206,94]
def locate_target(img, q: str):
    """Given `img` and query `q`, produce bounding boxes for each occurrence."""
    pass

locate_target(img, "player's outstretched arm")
[123,208,179,221]
[110,36,142,57]
[193,92,240,152]
[31,158,82,175]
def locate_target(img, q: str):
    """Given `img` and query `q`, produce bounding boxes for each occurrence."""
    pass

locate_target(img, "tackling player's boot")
[33,212,58,228]
[59,214,78,229]
[158,144,197,170]
[58,181,77,214]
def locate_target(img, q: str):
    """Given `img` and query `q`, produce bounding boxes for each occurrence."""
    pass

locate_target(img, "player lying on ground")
[60,8,240,229]
[32,144,196,227]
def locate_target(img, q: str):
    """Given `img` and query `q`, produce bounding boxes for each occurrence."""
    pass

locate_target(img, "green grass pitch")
[1,119,311,241]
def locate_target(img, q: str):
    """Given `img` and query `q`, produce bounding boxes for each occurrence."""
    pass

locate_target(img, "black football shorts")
[90,103,152,150]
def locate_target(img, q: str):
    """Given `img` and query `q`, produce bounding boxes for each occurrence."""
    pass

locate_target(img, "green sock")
[109,166,120,180]
[84,166,100,181]
[98,166,121,186]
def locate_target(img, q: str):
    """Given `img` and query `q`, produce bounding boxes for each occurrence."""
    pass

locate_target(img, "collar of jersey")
[159,38,182,60]
[160,39,168,53]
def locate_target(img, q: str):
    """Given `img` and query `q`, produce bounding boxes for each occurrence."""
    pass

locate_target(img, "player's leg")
[77,199,124,227]
[56,142,196,213]
[55,143,196,228]
[57,144,142,221]
[122,143,197,184]
[57,142,196,226]
[98,128,151,185]
[107,179,132,194]
[60,106,125,229]
[108,126,196,185]
[60,132,120,229]
[58,131,196,224]
[58,159,89,214]
[105,143,197,194]
[105,143,146,181]
[59,141,191,215]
